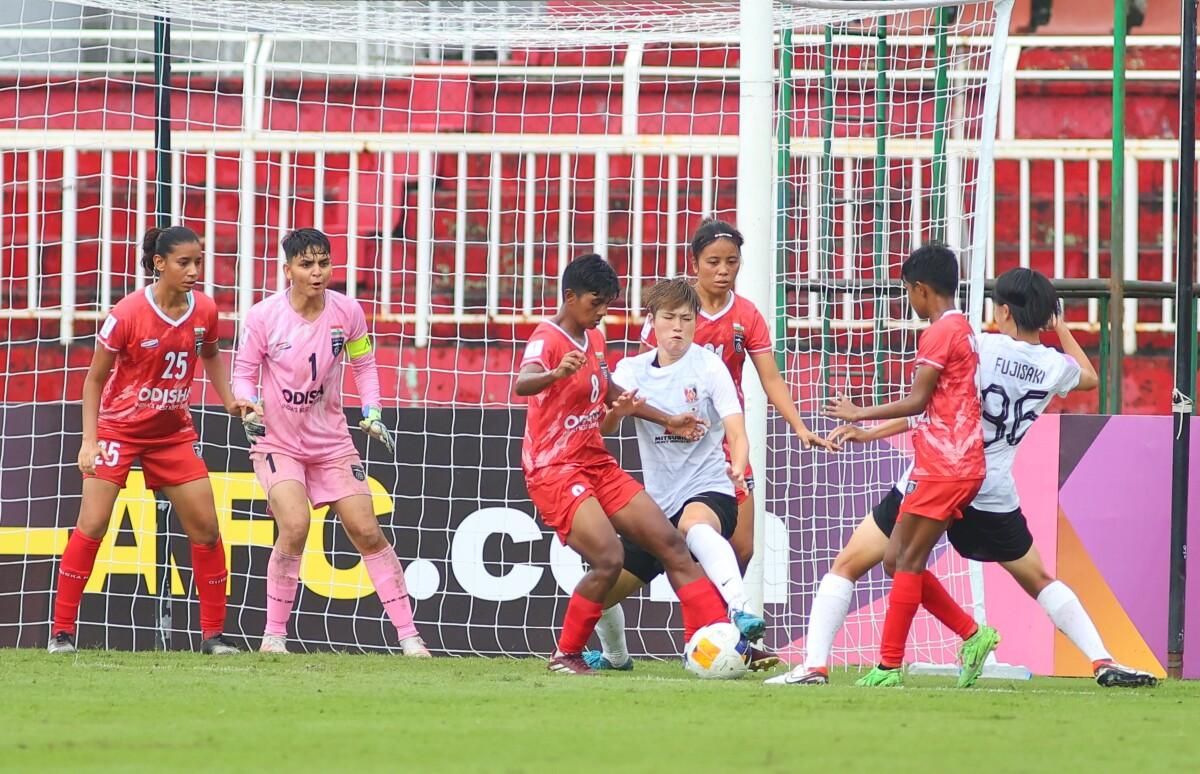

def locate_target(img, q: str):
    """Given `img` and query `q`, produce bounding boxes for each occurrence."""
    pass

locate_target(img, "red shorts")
[86,436,209,490]
[526,459,643,544]
[899,478,984,522]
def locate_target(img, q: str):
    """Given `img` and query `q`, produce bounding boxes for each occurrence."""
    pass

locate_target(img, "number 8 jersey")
[973,331,1081,510]
[96,287,219,443]
[519,322,612,474]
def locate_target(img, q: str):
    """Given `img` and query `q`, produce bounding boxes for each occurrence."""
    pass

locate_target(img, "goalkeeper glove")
[242,406,267,446]
[358,406,395,455]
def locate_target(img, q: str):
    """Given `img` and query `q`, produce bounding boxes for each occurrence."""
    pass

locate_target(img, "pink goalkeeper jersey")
[232,289,381,463]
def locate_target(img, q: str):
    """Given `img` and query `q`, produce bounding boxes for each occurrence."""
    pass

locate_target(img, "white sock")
[595,603,630,665]
[804,573,855,669]
[684,523,750,613]
[1037,580,1111,663]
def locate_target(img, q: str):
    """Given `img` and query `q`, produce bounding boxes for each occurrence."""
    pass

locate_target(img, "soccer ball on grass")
[683,622,750,680]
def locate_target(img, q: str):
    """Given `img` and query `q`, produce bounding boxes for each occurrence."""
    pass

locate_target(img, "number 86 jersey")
[96,287,219,444]
[973,331,1081,511]
[518,322,613,475]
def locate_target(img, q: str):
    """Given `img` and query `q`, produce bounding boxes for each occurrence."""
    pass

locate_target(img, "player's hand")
[726,463,747,493]
[797,427,838,452]
[827,423,871,446]
[358,406,395,455]
[665,412,708,441]
[609,389,645,419]
[226,398,260,418]
[78,439,101,476]
[241,404,267,446]
[552,351,587,380]
[823,395,862,422]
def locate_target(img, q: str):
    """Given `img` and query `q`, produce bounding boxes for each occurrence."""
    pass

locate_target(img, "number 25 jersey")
[972,332,1081,511]
[518,322,612,476]
[96,287,219,444]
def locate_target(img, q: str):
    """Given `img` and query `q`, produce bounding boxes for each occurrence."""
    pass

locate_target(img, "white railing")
[0,132,1194,350]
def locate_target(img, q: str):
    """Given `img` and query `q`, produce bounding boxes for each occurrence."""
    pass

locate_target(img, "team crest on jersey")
[192,442,203,459]
[140,338,159,349]
[331,327,345,358]
[193,328,206,354]
[732,323,746,354]
[350,463,366,482]
[683,384,698,403]
[905,481,917,495]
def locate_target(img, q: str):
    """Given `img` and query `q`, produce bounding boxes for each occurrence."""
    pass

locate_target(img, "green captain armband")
[346,334,372,359]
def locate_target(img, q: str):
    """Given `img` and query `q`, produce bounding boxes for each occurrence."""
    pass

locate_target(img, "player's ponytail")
[140,226,200,276]
[690,218,744,258]
[994,267,1060,332]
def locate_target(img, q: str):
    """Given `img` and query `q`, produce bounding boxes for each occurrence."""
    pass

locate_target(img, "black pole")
[1167,0,1197,681]
[152,15,174,652]
[153,17,172,227]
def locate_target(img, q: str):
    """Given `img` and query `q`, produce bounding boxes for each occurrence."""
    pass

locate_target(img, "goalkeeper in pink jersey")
[232,228,430,656]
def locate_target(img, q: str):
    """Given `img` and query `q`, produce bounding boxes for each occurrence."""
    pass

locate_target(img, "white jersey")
[895,332,1081,512]
[611,344,743,518]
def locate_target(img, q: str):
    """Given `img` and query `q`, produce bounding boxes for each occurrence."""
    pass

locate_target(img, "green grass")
[2,650,1195,773]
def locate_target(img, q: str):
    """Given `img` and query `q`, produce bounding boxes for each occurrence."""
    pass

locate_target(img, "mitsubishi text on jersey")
[232,289,381,463]
[640,292,771,404]
[909,310,985,481]
[519,322,613,474]
[96,287,219,443]
[612,344,742,518]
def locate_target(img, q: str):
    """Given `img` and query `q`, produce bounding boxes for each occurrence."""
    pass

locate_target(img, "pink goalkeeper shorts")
[251,452,371,508]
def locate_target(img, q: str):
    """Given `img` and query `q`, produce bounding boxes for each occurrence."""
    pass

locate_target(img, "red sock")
[53,530,103,636]
[677,577,728,642]
[557,591,604,654]
[879,571,923,669]
[190,538,229,640]
[921,570,978,640]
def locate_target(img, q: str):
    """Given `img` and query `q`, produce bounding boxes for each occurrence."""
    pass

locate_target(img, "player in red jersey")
[47,227,255,655]
[825,244,998,687]
[517,254,732,675]
[641,219,832,571]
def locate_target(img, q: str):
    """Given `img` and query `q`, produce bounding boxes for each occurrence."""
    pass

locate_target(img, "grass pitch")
[2,649,1195,773]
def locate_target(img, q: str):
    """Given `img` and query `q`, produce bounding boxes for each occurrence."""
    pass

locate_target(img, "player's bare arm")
[722,412,749,492]
[824,364,940,422]
[599,389,645,435]
[514,350,587,396]
[77,345,117,476]
[748,350,834,451]
[199,341,257,418]
[1050,316,1099,391]
[826,416,910,447]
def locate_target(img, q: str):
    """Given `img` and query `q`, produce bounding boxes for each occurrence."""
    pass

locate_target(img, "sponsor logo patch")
[99,314,118,339]
[570,483,586,498]
[193,327,206,354]
[192,442,203,459]
[331,327,345,358]
[140,338,159,349]
[350,463,366,482]
[905,481,917,495]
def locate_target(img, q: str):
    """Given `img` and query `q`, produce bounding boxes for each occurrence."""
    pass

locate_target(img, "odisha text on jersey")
[281,386,325,411]
[562,407,604,431]
[137,386,191,410]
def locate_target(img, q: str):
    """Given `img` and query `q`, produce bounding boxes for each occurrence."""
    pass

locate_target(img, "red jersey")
[909,310,985,481]
[640,291,771,404]
[519,321,613,474]
[96,287,219,444]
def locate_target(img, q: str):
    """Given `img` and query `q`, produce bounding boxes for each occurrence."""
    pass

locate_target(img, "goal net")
[0,0,1009,662]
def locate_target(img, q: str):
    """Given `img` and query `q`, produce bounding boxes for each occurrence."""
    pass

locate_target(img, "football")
[683,622,750,680]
